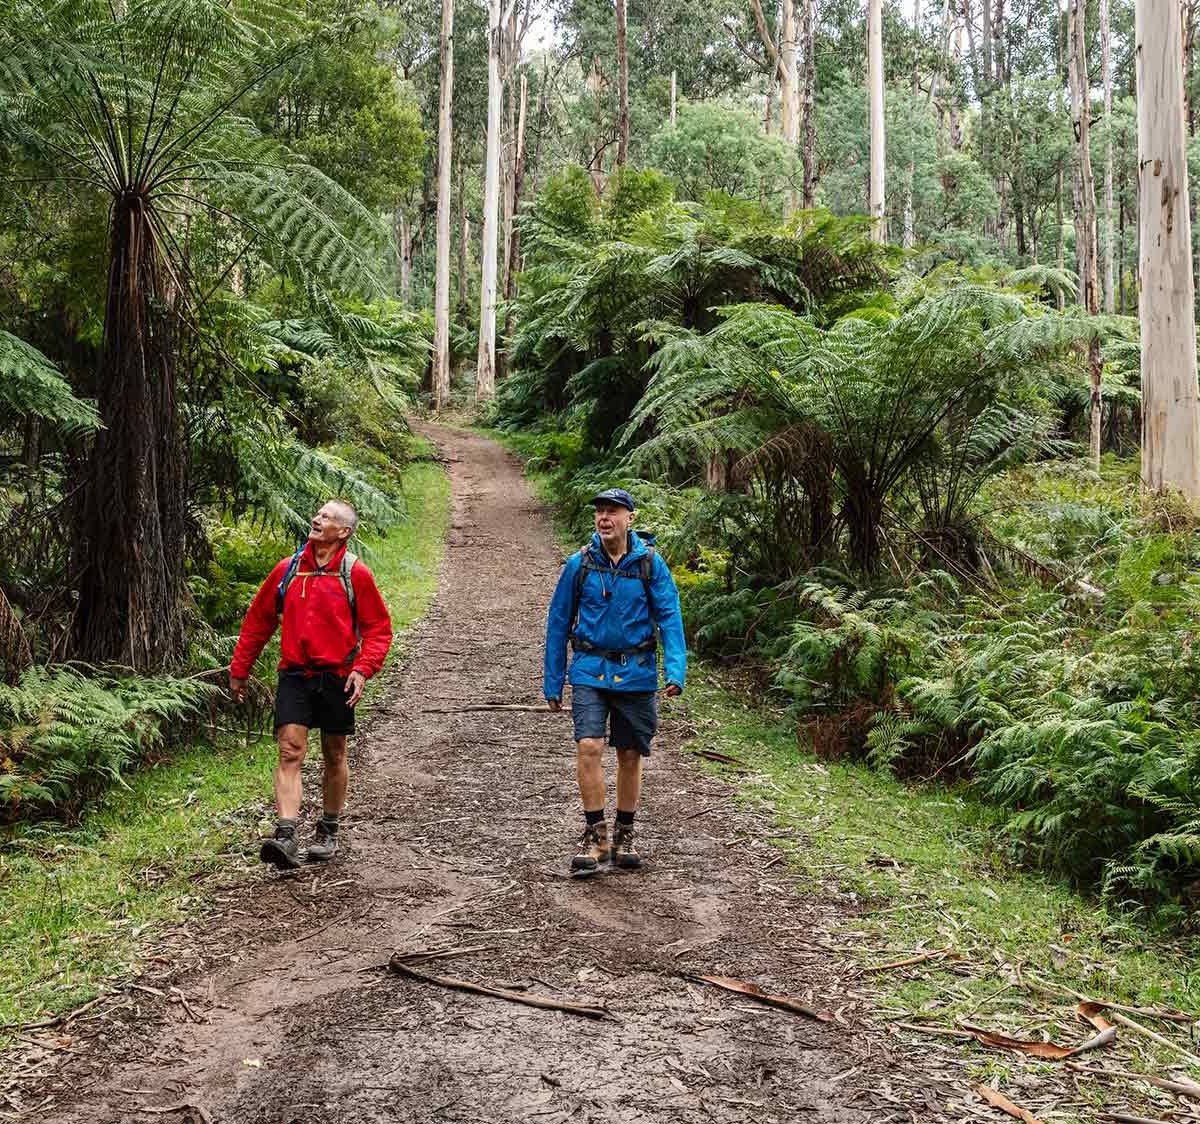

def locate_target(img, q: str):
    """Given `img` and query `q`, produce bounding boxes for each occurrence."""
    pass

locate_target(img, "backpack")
[569,535,657,656]
[277,546,361,662]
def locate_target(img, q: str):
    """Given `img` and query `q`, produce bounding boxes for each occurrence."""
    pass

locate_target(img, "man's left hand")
[345,671,367,707]
[664,683,682,698]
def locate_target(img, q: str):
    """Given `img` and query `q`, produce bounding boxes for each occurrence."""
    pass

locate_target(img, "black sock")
[584,808,605,827]
[276,818,297,838]
[616,810,635,827]
[321,811,340,832]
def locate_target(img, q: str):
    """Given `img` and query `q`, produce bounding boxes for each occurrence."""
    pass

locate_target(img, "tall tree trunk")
[457,168,469,311]
[1101,0,1115,312]
[616,0,630,166]
[73,194,186,669]
[395,207,412,302]
[751,0,799,209]
[476,0,506,404]
[1069,0,1102,468]
[903,0,919,248]
[671,69,677,125]
[1137,0,1200,499]
[504,72,528,307]
[801,0,817,206]
[868,0,886,241]
[432,0,455,411]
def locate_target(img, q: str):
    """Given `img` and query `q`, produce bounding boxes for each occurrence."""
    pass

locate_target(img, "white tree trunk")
[432,0,455,411]
[868,0,886,241]
[1070,0,1102,469]
[616,0,630,165]
[903,0,919,248]
[475,0,507,404]
[670,69,677,125]
[1138,0,1200,500]
[1101,0,1115,313]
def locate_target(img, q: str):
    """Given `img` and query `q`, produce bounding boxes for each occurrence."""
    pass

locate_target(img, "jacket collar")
[588,530,647,567]
[304,540,349,571]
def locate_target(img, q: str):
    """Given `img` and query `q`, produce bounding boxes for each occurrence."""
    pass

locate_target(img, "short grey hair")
[330,499,359,533]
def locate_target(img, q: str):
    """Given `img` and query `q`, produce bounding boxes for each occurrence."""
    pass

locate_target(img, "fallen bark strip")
[1066,1062,1200,1101]
[690,974,834,1022]
[389,943,496,967]
[975,1084,1044,1124]
[388,958,614,1020]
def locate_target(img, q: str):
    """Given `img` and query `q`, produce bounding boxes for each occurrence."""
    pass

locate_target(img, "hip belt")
[570,635,656,664]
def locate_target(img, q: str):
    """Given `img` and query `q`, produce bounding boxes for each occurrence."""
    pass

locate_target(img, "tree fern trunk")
[72,193,186,670]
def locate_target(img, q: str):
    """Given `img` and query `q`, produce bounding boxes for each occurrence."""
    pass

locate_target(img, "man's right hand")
[547,698,562,712]
[229,675,247,703]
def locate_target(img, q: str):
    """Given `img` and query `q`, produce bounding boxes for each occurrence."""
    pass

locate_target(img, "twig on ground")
[388,959,615,1020]
[864,947,956,973]
[1102,1010,1200,1068]
[419,704,562,714]
[1067,1063,1200,1100]
[389,944,496,967]
[689,974,834,1022]
[1,994,106,1032]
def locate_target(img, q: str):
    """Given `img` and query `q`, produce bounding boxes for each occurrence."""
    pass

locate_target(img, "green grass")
[0,455,450,1032]
[681,668,1200,1117]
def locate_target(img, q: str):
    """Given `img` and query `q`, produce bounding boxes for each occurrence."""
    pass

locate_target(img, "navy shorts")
[571,684,658,756]
[274,671,355,735]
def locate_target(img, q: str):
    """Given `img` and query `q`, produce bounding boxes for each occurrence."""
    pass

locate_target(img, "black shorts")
[570,684,658,756]
[274,671,355,735]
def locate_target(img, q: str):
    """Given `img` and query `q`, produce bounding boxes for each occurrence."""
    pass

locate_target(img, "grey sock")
[276,818,297,838]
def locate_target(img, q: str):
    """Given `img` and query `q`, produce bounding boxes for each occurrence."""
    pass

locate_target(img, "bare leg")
[275,724,309,819]
[320,734,349,814]
[575,737,606,813]
[615,748,643,814]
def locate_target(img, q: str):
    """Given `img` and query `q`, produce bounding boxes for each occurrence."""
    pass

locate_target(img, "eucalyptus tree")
[1136,0,1200,500]
[433,0,455,409]
[0,0,390,670]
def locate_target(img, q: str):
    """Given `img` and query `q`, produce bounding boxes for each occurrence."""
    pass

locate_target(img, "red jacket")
[230,542,393,680]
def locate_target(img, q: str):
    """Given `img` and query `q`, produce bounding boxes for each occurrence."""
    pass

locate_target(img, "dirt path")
[19,426,937,1123]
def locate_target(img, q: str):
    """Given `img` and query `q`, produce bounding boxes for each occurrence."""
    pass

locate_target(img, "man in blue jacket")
[544,487,687,874]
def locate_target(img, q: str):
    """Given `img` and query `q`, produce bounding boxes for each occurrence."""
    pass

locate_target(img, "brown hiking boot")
[570,823,611,873]
[612,824,642,869]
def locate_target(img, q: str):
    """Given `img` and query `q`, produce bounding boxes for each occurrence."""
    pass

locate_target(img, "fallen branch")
[1,994,106,1031]
[419,704,562,714]
[1066,1063,1200,1101]
[388,959,614,1020]
[1097,1114,1176,1124]
[689,749,748,769]
[690,974,834,1022]
[865,947,955,973]
[1103,1010,1200,1069]
[389,944,496,967]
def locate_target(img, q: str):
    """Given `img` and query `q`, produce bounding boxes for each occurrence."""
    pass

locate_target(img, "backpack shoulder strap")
[569,545,593,633]
[640,546,656,606]
[339,550,359,627]
[276,546,306,616]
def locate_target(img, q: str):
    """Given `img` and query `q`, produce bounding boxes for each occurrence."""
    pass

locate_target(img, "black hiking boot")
[306,820,339,862]
[570,823,611,875]
[260,825,301,870]
[612,824,642,869]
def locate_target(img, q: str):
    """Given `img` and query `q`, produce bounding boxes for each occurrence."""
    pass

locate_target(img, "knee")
[576,738,604,763]
[277,733,307,767]
[322,738,348,767]
[616,748,642,770]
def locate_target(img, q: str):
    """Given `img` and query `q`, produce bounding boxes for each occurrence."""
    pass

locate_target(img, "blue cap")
[590,487,636,512]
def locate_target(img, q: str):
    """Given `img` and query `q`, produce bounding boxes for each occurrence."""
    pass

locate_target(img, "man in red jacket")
[229,500,393,869]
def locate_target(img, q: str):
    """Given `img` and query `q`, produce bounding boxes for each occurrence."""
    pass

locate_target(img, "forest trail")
[24,426,936,1123]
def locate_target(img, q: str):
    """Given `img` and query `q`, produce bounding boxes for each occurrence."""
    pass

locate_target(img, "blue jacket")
[544,531,687,699]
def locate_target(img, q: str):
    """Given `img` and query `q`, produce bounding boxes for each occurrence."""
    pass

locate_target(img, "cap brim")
[590,494,634,511]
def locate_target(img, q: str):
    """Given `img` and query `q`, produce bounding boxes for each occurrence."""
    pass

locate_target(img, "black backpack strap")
[569,545,592,634]
[640,546,656,609]
[276,546,306,617]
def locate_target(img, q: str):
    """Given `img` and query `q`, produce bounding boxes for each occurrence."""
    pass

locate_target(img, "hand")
[664,683,682,698]
[546,697,562,712]
[344,670,367,707]
[229,675,247,704]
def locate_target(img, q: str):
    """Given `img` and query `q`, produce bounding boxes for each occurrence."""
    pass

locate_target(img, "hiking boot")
[260,826,301,870]
[570,823,611,874]
[306,820,339,862]
[612,824,642,869]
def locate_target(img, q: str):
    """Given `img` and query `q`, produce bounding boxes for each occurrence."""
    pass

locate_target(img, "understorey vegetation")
[490,167,1199,920]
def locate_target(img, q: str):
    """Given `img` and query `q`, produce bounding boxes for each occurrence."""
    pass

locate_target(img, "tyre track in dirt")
[24,425,936,1123]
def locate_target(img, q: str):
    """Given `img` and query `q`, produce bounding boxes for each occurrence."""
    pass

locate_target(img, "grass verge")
[0,454,450,1032]
[681,668,1200,1120]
